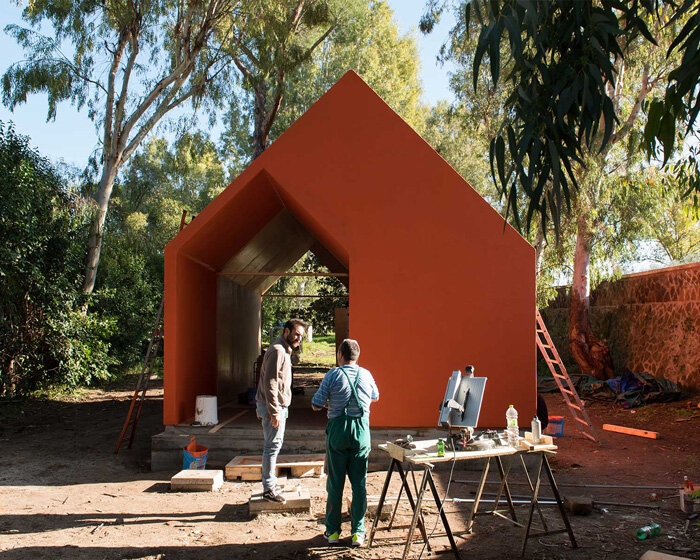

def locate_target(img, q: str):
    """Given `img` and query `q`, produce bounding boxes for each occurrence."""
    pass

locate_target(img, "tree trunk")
[534,226,547,277]
[568,214,614,380]
[252,85,267,160]
[82,160,119,295]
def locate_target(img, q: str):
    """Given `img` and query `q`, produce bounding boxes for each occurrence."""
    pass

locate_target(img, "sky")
[0,1,456,168]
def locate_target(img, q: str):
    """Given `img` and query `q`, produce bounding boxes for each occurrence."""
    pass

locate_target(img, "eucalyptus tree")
[427,1,689,378]
[229,0,359,159]
[639,162,700,263]
[2,0,246,295]
[221,0,425,173]
[95,131,227,368]
[422,0,700,232]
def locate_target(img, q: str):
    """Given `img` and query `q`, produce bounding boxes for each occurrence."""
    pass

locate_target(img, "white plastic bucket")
[195,395,218,426]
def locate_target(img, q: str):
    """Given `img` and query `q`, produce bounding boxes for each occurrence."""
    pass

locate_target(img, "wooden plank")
[208,409,248,434]
[523,432,554,446]
[639,552,692,560]
[290,465,318,478]
[170,469,223,491]
[602,424,660,439]
[249,488,311,515]
[385,441,409,462]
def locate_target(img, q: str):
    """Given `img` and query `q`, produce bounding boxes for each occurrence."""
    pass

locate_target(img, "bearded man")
[255,318,306,502]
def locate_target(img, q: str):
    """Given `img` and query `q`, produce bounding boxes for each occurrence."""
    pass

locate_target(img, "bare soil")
[1,380,699,560]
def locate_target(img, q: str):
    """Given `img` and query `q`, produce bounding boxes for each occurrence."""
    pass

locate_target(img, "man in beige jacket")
[255,318,306,502]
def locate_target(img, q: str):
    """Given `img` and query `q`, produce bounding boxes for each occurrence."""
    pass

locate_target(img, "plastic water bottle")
[636,523,661,540]
[506,405,519,446]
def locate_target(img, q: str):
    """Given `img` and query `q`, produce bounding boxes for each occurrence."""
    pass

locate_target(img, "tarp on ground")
[538,369,682,409]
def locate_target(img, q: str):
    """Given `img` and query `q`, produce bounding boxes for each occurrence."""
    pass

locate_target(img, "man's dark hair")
[339,339,360,362]
[284,318,307,331]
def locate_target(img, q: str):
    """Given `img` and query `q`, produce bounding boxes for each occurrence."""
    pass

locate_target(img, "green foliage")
[261,252,347,336]
[302,334,336,366]
[635,163,700,263]
[645,1,700,162]
[0,122,115,396]
[426,0,699,237]
[279,0,425,131]
[92,250,160,371]
[221,0,426,170]
[94,131,227,368]
[3,0,246,294]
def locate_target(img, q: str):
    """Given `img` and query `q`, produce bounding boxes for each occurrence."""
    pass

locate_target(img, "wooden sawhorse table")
[367,440,577,559]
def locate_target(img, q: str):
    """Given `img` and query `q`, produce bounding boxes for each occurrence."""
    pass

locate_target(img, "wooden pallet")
[225,454,325,481]
[170,469,224,492]
[346,496,393,520]
[249,488,311,515]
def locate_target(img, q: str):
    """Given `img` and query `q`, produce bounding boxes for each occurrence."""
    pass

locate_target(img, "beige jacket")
[255,337,292,418]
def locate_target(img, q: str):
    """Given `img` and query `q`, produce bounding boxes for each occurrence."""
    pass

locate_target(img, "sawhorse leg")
[368,457,396,547]
[467,455,519,530]
[367,458,431,551]
[520,451,577,556]
[396,461,432,551]
[491,455,518,523]
[519,452,548,532]
[426,467,460,559]
[466,456,490,533]
[403,464,461,560]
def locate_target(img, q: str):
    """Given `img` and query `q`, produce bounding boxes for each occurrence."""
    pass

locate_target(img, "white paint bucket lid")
[195,395,218,426]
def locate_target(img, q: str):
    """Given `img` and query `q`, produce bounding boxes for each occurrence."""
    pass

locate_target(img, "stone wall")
[541,263,700,391]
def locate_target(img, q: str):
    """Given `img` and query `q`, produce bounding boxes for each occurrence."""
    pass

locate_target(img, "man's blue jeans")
[256,401,287,492]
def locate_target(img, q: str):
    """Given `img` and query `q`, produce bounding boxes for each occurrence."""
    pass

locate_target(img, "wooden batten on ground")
[170,469,224,492]
[639,551,693,560]
[249,488,312,515]
[226,454,325,481]
[602,424,660,439]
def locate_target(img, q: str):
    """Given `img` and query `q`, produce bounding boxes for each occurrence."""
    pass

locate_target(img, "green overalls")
[325,366,371,536]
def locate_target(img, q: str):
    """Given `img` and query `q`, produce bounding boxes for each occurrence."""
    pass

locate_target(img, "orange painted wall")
[164,71,536,428]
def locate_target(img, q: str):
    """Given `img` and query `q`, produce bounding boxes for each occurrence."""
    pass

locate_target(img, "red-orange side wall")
[163,253,218,424]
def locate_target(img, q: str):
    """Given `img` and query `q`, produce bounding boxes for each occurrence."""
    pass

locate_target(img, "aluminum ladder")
[536,309,599,443]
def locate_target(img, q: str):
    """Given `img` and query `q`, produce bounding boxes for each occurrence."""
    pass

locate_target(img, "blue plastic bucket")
[182,437,208,470]
[545,416,565,437]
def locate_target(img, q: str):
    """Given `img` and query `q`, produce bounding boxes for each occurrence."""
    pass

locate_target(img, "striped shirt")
[312,364,379,419]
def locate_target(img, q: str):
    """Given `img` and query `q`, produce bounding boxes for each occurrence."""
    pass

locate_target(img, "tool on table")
[393,434,416,449]
[437,366,488,452]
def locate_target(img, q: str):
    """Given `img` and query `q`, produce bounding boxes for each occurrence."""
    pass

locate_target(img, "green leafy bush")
[0,122,114,396]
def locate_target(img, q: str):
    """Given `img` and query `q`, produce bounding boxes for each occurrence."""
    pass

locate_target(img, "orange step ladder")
[536,310,599,443]
[114,211,189,453]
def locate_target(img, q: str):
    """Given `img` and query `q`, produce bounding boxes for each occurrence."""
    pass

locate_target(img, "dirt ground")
[1,380,699,560]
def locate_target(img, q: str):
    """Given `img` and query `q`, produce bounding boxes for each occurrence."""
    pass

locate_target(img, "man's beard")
[285,334,299,348]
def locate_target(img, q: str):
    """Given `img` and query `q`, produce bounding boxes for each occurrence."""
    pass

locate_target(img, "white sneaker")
[351,533,365,547]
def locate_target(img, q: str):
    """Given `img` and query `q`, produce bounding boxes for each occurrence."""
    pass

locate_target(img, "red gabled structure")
[164,71,536,428]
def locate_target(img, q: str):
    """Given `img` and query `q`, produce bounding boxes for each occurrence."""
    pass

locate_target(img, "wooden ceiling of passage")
[220,208,349,294]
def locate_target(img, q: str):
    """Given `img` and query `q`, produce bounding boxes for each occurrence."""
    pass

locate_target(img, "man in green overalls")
[312,339,380,547]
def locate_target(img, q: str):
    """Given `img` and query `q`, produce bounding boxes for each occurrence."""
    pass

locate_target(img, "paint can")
[195,395,218,426]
